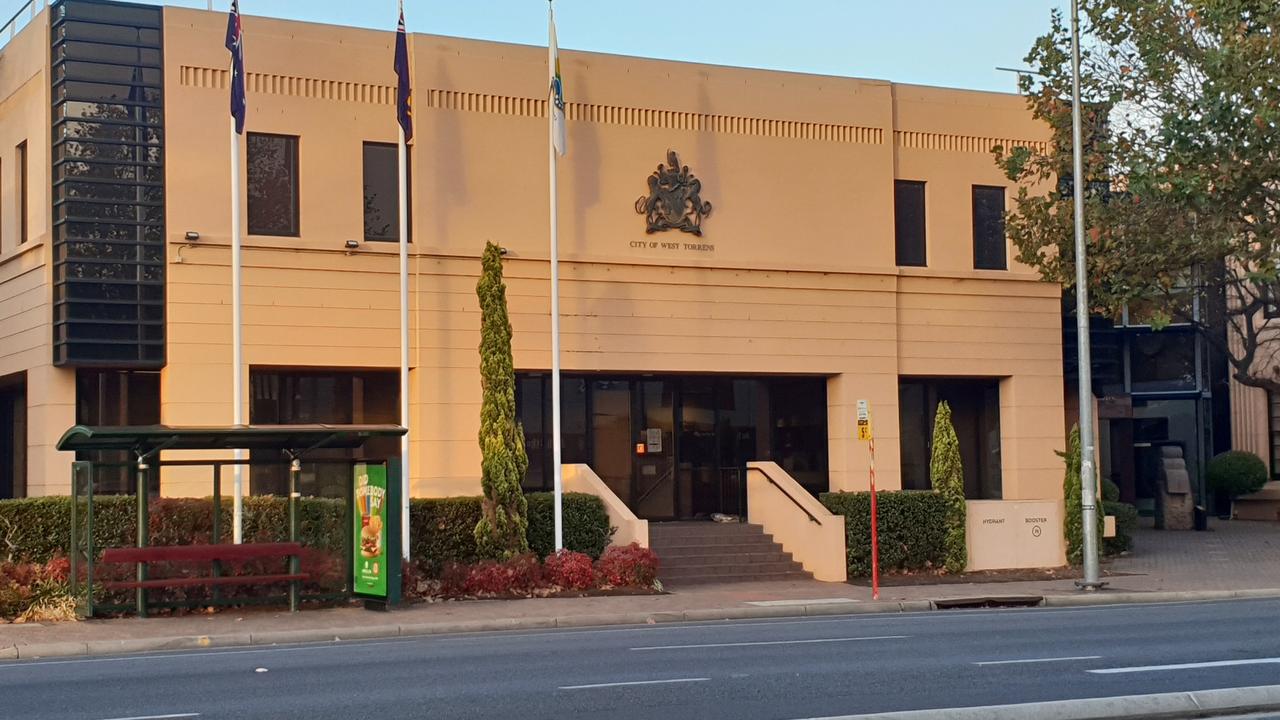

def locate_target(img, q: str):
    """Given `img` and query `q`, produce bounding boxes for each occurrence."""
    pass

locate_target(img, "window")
[247,133,299,236]
[16,141,27,245]
[972,185,1007,270]
[249,368,399,497]
[894,180,926,267]
[0,373,25,499]
[75,369,161,494]
[363,142,411,242]
[898,378,1002,498]
[1128,331,1199,393]
[1270,391,1280,477]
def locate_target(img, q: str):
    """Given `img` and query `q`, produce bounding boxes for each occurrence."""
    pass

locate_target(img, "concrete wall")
[746,462,846,582]
[0,10,74,497]
[0,6,1064,515]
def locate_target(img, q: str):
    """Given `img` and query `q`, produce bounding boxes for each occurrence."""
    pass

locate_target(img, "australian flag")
[225,0,246,134]
[394,3,413,142]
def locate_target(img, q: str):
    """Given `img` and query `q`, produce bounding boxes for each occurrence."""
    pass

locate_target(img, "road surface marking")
[559,677,710,690]
[1090,657,1280,674]
[974,655,1102,666]
[97,714,199,720]
[631,635,907,651]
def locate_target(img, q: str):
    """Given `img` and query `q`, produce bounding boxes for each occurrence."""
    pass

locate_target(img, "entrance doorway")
[0,373,25,499]
[517,374,828,521]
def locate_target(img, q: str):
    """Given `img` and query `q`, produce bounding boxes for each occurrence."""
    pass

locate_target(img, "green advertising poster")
[353,463,388,598]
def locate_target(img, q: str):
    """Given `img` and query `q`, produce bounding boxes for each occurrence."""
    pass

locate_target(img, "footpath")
[4,519,1280,660]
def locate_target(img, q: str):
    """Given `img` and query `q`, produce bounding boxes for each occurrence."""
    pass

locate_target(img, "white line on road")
[631,635,908,651]
[973,655,1102,666]
[559,677,710,690]
[1090,657,1280,674]
[97,714,200,720]
[0,639,422,670]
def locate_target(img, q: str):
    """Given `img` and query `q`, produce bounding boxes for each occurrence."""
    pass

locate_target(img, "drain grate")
[932,596,1045,610]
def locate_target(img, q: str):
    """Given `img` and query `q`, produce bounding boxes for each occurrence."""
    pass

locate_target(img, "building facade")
[0,1,1065,566]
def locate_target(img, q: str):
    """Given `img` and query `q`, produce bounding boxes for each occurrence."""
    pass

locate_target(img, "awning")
[56,424,407,456]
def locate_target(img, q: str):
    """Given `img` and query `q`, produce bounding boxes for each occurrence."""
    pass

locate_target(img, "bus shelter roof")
[56,424,407,456]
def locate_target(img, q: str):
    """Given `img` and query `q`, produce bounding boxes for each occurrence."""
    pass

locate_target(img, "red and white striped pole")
[869,436,880,601]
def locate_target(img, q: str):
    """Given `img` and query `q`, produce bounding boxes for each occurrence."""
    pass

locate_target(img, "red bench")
[99,542,308,590]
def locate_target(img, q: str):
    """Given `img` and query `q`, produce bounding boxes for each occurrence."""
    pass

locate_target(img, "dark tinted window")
[247,133,299,236]
[75,369,161,494]
[972,185,1007,270]
[249,368,399,497]
[363,143,410,242]
[17,142,27,244]
[898,378,1002,499]
[894,180,926,266]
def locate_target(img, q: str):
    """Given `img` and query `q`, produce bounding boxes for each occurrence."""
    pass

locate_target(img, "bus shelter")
[56,424,407,617]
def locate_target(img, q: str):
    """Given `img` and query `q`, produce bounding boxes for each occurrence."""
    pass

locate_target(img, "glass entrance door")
[632,379,677,519]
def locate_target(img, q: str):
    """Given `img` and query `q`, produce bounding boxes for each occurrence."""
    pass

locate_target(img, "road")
[5,598,1280,720]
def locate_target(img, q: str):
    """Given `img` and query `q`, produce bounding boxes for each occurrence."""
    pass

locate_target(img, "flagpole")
[230,106,244,544]
[548,1,563,552]
[397,123,411,561]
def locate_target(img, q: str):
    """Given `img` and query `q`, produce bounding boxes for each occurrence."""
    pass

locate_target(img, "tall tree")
[930,401,967,574]
[474,242,529,559]
[996,1,1280,391]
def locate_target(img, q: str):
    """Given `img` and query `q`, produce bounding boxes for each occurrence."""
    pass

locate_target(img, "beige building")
[0,1,1066,572]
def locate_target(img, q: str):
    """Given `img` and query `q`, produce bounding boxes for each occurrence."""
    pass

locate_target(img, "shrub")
[930,401,967,574]
[1101,477,1121,503]
[0,492,613,582]
[1061,425,1104,566]
[525,492,613,560]
[821,491,947,577]
[596,543,659,588]
[543,549,596,590]
[1,557,74,622]
[463,553,544,596]
[1207,450,1269,499]
[1103,500,1138,556]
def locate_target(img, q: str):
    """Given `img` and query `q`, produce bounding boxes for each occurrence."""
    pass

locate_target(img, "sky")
[8,1,1068,93]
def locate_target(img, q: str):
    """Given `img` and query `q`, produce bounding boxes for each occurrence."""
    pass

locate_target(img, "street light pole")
[1070,0,1103,590]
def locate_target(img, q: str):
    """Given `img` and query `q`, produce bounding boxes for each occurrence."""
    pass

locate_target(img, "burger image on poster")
[361,514,382,559]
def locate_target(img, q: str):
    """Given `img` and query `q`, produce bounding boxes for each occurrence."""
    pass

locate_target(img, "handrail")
[633,465,675,507]
[761,472,821,525]
[0,0,42,49]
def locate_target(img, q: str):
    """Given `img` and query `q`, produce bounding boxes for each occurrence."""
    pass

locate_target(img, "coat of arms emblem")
[634,150,712,236]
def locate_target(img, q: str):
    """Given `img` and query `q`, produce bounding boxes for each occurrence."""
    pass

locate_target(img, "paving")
[2,518,1279,660]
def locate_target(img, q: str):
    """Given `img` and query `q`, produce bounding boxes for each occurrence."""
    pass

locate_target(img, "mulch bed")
[846,565,1137,587]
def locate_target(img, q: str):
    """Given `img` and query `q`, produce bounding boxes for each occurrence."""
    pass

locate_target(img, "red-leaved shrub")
[596,543,659,588]
[463,553,544,596]
[543,549,596,590]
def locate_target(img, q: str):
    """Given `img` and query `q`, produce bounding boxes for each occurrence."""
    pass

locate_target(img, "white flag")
[549,8,566,156]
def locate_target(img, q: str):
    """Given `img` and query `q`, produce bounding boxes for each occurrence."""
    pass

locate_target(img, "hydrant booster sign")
[353,463,388,598]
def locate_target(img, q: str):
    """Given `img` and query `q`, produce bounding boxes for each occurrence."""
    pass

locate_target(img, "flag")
[394,2,413,142]
[548,8,566,156]
[225,0,246,134]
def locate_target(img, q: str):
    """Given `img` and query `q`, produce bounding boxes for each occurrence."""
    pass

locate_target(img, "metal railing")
[0,0,44,50]
[761,471,821,525]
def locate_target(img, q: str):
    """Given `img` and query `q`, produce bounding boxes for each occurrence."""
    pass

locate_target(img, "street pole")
[1070,0,1103,590]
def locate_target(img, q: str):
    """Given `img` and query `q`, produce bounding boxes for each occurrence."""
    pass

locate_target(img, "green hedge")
[820,491,947,577]
[1103,500,1138,556]
[0,492,613,577]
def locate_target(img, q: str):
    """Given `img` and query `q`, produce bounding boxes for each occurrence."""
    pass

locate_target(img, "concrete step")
[661,570,813,586]
[650,537,784,552]
[659,550,796,566]
[661,559,804,576]
[650,522,765,539]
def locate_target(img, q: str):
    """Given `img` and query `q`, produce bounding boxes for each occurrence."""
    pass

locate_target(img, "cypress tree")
[1062,425,1084,565]
[930,401,967,574]
[474,241,530,559]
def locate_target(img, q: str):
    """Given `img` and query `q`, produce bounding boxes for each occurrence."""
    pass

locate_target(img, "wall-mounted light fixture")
[184,231,200,242]
[344,240,360,250]
[499,247,509,256]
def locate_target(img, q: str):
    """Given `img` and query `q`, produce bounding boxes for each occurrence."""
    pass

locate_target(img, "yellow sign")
[856,399,873,441]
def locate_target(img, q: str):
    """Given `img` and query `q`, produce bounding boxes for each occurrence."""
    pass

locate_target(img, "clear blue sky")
[18,1,1067,93]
